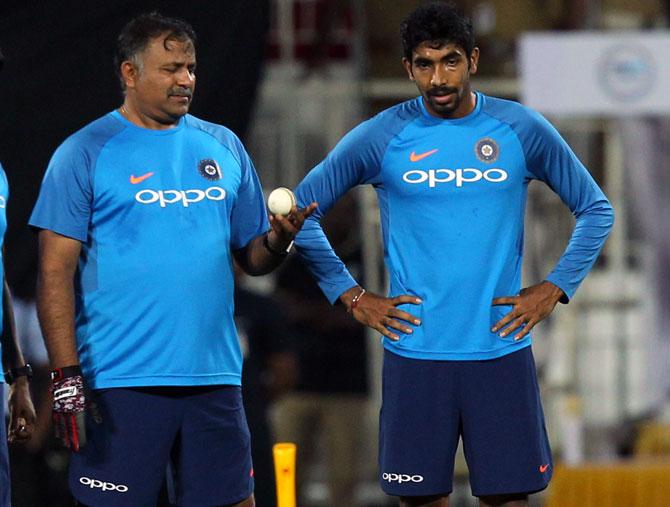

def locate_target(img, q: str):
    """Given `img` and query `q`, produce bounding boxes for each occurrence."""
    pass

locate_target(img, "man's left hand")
[491,281,565,341]
[7,378,36,443]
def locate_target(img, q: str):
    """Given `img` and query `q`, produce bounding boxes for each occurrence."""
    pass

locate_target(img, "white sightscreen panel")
[519,32,670,116]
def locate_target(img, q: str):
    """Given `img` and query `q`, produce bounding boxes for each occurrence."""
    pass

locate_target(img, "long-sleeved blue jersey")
[295,93,614,360]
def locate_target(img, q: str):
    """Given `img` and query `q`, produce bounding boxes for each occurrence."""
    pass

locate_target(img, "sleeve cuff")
[544,275,572,304]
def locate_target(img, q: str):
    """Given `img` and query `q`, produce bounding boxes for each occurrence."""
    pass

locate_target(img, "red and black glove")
[51,365,88,451]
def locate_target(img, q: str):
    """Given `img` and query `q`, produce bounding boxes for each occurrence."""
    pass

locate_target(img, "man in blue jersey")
[0,47,37,507]
[294,2,614,506]
[29,13,315,507]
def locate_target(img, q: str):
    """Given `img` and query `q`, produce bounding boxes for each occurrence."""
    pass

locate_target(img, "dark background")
[0,0,270,298]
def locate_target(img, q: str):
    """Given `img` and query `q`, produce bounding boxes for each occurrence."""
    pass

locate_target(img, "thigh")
[459,346,552,497]
[379,350,460,498]
[178,386,254,507]
[69,388,181,507]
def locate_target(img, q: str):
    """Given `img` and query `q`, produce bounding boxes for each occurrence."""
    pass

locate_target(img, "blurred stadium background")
[1,1,669,505]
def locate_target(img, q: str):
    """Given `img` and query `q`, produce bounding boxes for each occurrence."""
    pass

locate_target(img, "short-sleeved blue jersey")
[0,164,7,381]
[295,93,614,361]
[30,111,269,388]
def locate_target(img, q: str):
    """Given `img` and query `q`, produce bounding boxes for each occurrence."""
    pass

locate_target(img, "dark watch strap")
[4,363,33,384]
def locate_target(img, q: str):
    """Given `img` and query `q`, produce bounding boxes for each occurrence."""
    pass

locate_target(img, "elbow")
[37,262,73,282]
[233,245,277,277]
[578,198,615,233]
[36,262,77,295]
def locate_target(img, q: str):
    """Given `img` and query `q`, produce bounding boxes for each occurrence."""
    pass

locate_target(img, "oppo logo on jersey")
[402,168,508,188]
[135,186,226,207]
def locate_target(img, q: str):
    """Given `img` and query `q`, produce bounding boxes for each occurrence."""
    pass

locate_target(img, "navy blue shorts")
[379,346,552,497]
[69,386,254,506]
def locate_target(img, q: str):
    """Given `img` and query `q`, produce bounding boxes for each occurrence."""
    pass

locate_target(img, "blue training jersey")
[295,93,614,361]
[0,164,7,380]
[30,111,269,388]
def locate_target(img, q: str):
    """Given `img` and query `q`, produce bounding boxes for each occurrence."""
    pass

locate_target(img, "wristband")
[349,288,366,312]
[51,365,83,382]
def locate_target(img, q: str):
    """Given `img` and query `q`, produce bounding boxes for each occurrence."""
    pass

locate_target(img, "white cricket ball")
[267,187,296,216]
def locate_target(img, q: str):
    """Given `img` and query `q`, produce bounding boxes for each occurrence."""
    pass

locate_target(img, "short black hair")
[400,1,474,61]
[115,11,196,88]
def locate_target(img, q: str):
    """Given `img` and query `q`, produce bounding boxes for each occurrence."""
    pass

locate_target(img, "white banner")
[519,32,670,116]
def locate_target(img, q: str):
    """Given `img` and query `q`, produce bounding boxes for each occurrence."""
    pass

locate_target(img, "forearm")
[1,281,26,371]
[293,206,358,304]
[36,267,79,368]
[547,200,614,300]
[235,232,290,276]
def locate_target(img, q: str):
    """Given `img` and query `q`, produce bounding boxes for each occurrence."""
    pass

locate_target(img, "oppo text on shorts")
[382,472,424,483]
[79,476,129,493]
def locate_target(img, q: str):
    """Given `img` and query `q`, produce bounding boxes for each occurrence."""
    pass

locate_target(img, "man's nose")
[176,68,195,87]
[430,65,448,87]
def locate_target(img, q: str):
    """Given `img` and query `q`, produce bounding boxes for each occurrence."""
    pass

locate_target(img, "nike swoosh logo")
[410,149,438,162]
[130,172,155,184]
[539,464,549,473]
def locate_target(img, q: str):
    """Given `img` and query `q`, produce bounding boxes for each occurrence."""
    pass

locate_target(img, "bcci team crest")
[198,159,222,181]
[475,138,499,163]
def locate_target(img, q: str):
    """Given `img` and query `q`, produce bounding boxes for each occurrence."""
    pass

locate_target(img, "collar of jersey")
[416,91,482,125]
[110,110,187,135]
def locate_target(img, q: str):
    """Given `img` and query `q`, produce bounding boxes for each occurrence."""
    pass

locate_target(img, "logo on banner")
[599,45,656,100]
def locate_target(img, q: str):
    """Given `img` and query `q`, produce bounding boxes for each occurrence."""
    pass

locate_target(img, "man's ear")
[120,61,139,90]
[469,47,480,75]
[402,57,415,81]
